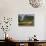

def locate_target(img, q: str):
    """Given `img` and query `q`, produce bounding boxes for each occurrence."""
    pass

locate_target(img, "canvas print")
[18,14,34,26]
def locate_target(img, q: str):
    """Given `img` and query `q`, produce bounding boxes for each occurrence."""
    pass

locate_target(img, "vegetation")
[18,15,34,26]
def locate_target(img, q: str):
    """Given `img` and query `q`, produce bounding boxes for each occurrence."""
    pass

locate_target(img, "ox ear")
[29,0,43,8]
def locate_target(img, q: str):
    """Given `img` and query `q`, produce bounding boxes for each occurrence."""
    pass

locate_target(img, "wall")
[0,0,46,40]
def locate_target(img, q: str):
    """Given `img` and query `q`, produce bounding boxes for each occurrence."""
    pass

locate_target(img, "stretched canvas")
[18,14,34,26]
